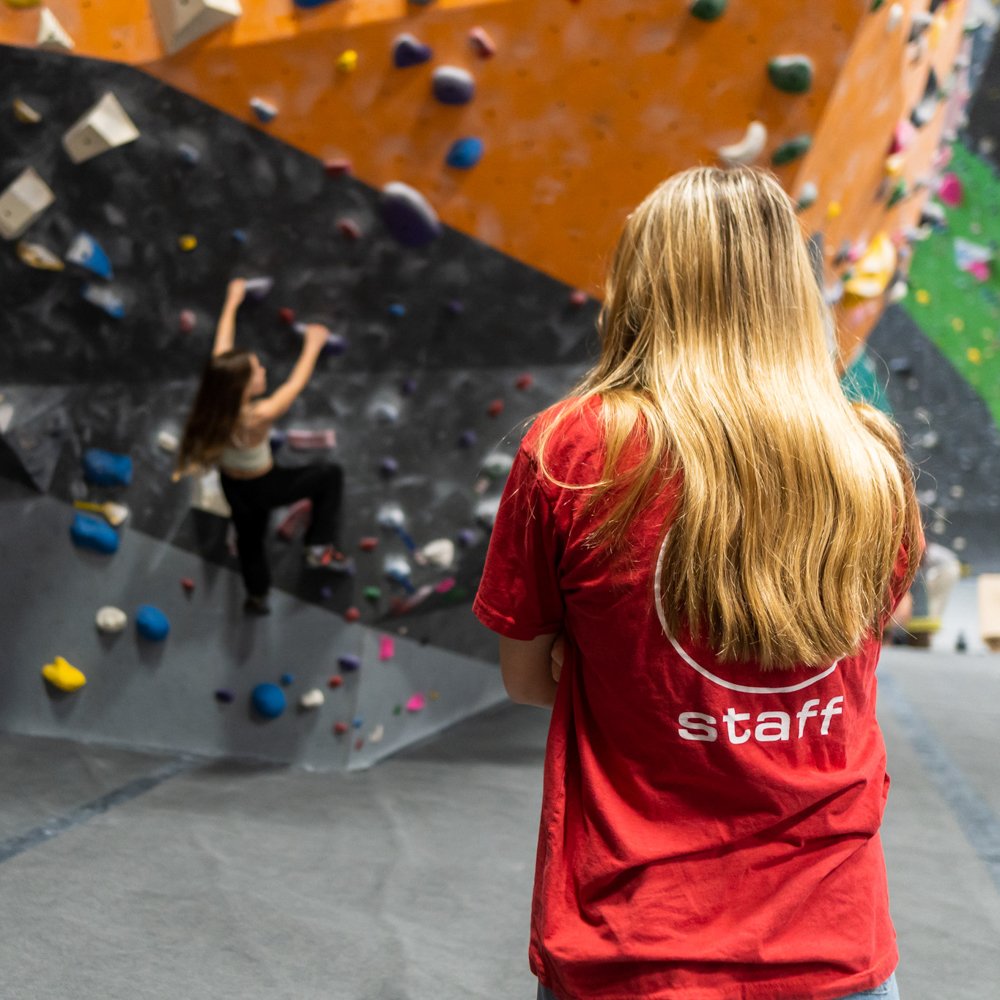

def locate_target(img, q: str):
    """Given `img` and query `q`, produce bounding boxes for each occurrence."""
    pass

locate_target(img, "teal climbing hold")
[771,135,811,166]
[689,0,727,21]
[767,56,814,94]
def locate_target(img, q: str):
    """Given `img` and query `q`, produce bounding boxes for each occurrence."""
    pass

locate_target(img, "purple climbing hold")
[446,299,464,315]
[432,66,475,106]
[446,137,484,169]
[338,654,361,672]
[393,33,433,68]
[458,429,477,448]
[400,377,418,395]
[381,182,442,248]
[380,457,399,477]
[215,688,236,704]
[457,528,477,547]
[294,0,341,6]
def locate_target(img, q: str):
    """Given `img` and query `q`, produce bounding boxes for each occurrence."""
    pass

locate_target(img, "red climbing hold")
[328,675,344,689]
[180,577,195,593]
[354,737,364,751]
[469,26,496,58]
[359,537,379,552]
[334,721,350,735]
[515,373,534,390]
[179,309,196,334]
[324,158,352,176]
[487,399,505,418]
[278,307,296,326]
[344,607,362,623]
[337,218,362,240]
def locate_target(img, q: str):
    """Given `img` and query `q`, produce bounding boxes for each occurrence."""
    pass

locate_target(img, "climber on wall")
[173,278,349,615]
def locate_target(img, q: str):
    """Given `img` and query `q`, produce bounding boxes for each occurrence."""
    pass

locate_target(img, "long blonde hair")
[538,166,921,670]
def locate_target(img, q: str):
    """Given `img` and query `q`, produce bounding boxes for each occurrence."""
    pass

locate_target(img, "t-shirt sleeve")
[473,445,565,640]
[885,522,927,621]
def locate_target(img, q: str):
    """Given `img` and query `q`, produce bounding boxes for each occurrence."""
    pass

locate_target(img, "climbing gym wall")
[0,0,996,767]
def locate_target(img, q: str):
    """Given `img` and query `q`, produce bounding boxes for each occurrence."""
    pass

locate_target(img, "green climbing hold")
[887,179,908,207]
[870,0,886,11]
[363,585,382,603]
[771,135,812,166]
[768,55,814,94]
[690,0,727,21]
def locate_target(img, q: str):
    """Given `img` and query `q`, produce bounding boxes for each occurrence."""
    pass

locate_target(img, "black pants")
[220,463,343,597]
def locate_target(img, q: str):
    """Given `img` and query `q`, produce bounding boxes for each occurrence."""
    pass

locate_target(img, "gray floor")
[1,647,998,1000]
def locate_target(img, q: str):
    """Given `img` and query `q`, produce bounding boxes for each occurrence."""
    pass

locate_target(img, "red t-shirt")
[473,397,915,1000]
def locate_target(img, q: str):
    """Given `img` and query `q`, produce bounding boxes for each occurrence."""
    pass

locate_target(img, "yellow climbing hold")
[826,201,842,220]
[178,234,197,252]
[951,317,965,332]
[5,0,42,8]
[843,232,896,299]
[337,50,358,73]
[915,289,931,305]
[967,347,982,364]
[42,656,86,692]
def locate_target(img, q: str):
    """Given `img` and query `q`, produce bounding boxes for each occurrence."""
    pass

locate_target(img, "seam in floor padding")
[0,756,198,865]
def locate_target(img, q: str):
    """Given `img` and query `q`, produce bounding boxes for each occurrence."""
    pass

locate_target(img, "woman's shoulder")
[521,395,605,481]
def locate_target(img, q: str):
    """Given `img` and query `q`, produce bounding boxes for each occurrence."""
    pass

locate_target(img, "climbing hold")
[363,585,382,603]
[487,399,505,418]
[83,283,124,318]
[136,605,170,642]
[74,499,129,526]
[42,656,86,692]
[150,0,242,55]
[369,724,385,743]
[66,233,113,279]
[468,26,496,58]
[937,173,962,207]
[381,181,442,248]
[62,93,139,164]
[280,672,295,686]
[795,183,818,211]
[352,717,363,729]
[385,556,415,593]
[328,674,344,688]
[251,682,286,719]
[37,7,75,50]
[954,238,993,282]
[299,688,324,709]
[419,538,455,568]
[178,234,198,252]
[95,606,127,633]
[231,228,248,244]
[908,11,933,44]
[475,496,501,528]
[689,0,727,19]
[910,70,939,128]
[376,503,405,530]
[354,737,364,751]
[278,306,295,326]
[379,457,399,478]
[717,121,767,166]
[405,692,426,713]
[12,99,42,124]
[180,577,196,594]
[515,374,534,390]
[446,137,484,169]
[5,2,42,11]
[215,688,236,703]
[359,537,379,552]
[71,513,119,554]
[457,528,478,547]
[344,607,361,623]
[333,721,350,735]
[446,299,464,315]
[379,635,395,660]
[293,0,340,6]
[244,276,273,300]
[886,180,907,208]
[83,448,132,486]
[157,430,179,453]
[400,377,418,396]
[458,429,477,448]
[338,654,361,672]
[276,498,312,541]
[843,233,896,299]
[286,429,337,450]
[393,33,433,68]
[889,120,915,154]
[336,50,358,73]
[250,97,278,123]
[0,167,55,240]
[387,302,407,318]
[16,240,63,270]
[337,218,362,240]
[177,142,200,166]
[324,158,352,176]
[886,3,903,31]
[432,66,476,105]
[771,135,811,166]
[767,55,814,94]
[568,289,588,307]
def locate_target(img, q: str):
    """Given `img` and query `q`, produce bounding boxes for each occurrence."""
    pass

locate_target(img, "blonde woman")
[474,167,922,1000]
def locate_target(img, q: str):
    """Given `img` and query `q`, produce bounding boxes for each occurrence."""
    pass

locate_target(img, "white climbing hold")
[887,3,904,31]
[150,0,243,56]
[717,121,767,166]
[474,495,501,529]
[157,429,179,453]
[376,502,405,530]
[62,93,140,164]
[37,8,75,50]
[0,167,55,241]
[96,606,128,633]
[419,538,455,569]
[369,724,385,744]
[299,688,325,709]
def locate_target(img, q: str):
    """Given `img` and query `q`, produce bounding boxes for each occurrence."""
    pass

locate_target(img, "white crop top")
[219,437,271,473]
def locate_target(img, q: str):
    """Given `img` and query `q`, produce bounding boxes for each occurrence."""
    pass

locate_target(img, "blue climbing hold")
[252,683,287,719]
[177,142,201,166]
[81,284,126,319]
[83,448,132,486]
[393,33,433,68]
[446,137,484,169]
[136,605,170,641]
[381,182,442,247]
[432,66,475,105]
[70,513,119,554]
[388,302,407,318]
[231,229,248,245]
[66,232,113,279]
[281,673,295,686]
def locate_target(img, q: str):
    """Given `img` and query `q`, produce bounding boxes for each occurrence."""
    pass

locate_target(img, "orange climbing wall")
[0,1,970,360]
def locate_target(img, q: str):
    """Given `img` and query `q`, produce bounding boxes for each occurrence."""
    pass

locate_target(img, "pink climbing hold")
[888,120,915,155]
[405,692,426,713]
[569,289,588,307]
[938,173,963,207]
[324,158,352,176]
[337,218,362,240]
[969,260,990,282]
[469,26,496,58]
[434,577,456,594]
[379,635,395,660]
[179,309,196,334]
[276,498,313,540]
[287,429,337,450]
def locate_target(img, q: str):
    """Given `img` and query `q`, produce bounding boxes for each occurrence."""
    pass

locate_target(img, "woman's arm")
[499,633,562,708]
[249,324,329,424]
[212,279,247,357]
